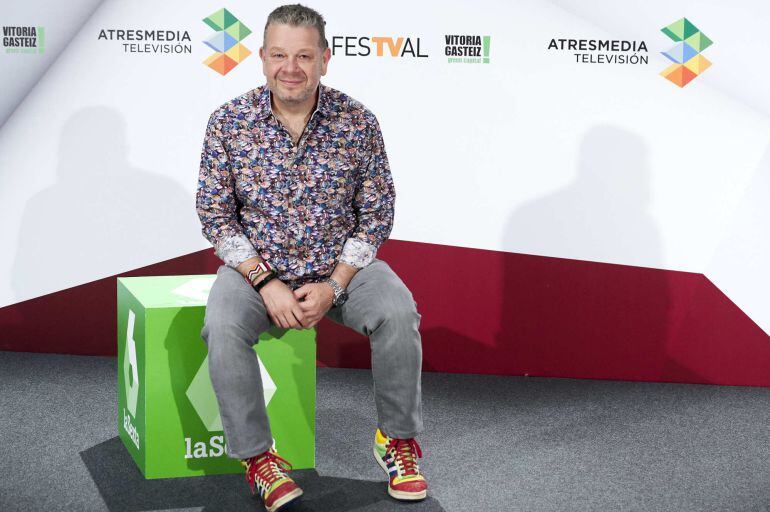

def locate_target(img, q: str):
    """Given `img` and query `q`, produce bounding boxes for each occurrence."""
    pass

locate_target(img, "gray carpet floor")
[2,351,770,511]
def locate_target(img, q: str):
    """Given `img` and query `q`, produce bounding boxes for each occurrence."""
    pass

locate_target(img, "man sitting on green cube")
[195,4,427,511]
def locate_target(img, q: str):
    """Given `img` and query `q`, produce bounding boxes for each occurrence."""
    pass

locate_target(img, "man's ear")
[320,46,331,75]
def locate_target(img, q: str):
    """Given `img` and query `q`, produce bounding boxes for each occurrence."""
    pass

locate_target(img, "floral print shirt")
[196,83,395,288]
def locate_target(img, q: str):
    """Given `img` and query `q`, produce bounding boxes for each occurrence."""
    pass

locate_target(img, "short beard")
[276,90,312,105]
[271,79,317,107]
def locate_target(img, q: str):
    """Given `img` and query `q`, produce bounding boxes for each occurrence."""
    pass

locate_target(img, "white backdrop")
[2,0,769,335]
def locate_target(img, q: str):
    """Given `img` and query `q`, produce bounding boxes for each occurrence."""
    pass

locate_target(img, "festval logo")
[660,18,712,87]
[202,8,252,75]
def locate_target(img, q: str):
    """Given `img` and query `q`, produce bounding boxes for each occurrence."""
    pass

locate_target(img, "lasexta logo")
[124,309,139,416]
[183,352,277,459]
[123,309,140,449]
[186,353,276,431]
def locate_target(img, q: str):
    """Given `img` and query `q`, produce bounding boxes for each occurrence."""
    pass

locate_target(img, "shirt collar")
[254,82,332,121]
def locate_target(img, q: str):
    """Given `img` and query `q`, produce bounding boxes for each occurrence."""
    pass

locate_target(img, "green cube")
[117,275,316,479]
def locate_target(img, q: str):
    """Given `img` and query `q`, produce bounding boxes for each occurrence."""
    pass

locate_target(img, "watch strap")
[253,272,277,293]
[325,278,346,306]
[325,277,341,295]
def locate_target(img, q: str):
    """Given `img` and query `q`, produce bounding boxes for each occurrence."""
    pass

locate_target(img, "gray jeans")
[200,259,424,459]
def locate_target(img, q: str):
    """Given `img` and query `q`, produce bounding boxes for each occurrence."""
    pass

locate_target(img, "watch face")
[335,290,349,306]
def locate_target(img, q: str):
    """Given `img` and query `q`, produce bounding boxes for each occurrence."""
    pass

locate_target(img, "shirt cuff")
[215,234,259,268]
[339,238,377,269]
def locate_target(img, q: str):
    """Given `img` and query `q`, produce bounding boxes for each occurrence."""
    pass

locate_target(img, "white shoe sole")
[267,486,303,512]
[372,445,428,501]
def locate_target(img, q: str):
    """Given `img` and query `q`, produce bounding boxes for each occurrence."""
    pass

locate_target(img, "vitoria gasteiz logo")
[3,26,45,54]
[660,18,712,88]
[203,8,252,75]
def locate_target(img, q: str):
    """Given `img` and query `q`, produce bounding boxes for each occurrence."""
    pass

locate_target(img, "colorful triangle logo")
[660,17,712,88]
[203,8,251,76]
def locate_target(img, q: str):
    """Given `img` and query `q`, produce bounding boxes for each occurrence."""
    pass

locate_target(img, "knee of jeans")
[378,293,420,328]
[201,315,248,347]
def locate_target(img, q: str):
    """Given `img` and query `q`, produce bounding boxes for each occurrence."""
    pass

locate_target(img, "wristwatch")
[324,278,349,307]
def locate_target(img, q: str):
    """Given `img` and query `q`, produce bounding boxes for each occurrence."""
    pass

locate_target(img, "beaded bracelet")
[247,261,272,283]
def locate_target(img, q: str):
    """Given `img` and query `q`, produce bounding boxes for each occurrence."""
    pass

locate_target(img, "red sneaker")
[373,428,428,500]
[241,448,303,512]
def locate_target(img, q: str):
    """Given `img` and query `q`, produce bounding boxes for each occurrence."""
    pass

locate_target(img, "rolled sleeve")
[195,115,258,268]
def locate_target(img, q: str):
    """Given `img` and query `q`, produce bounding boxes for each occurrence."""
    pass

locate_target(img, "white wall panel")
[1,0,768,335]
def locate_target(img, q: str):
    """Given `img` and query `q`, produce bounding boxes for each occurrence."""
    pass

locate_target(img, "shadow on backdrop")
[8,106,195,351]
[80,437,446,512]
[10,106,194,303]
[498,125,702,382]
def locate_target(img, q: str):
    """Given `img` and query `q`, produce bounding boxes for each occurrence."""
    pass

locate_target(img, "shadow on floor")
[80,437,444,511]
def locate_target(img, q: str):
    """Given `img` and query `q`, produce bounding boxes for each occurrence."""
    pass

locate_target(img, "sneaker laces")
[385,438,423,477]
[244,451,293,494]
